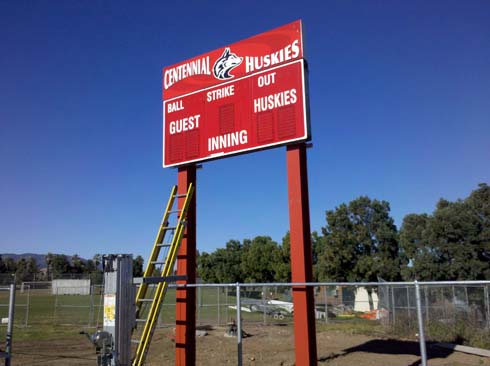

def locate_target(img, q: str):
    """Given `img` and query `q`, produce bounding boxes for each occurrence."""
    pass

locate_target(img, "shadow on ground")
[318,338,453,366]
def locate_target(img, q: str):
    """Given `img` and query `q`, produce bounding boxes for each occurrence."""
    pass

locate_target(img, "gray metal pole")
[53,287,58,323]
[197,285,201,326]
[225,286,228,323]
[324,286,328,324]
[391,286,396,327]
[441,287,447,319]
[424,287,429,323]
[217,286,220,326]
[89,285,94,327]
[452,286,457,322]
[24,285,30,327]
[236,283,242,366]
[415,281,428,366]
[406,286,411,323]
[103,254,133,366]
[5,283,16,366]
[262,285,266,325]
[485,285,490,329]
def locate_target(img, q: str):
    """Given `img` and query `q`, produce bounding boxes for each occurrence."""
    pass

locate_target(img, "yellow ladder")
[132,184,194,366]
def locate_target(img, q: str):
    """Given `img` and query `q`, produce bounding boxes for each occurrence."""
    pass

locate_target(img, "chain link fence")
[175,281,490,366]
[378,282,490,347]
[53,284,104,327]
[0,281,105,328]
[2,278,490,365]
[7,279,490,334]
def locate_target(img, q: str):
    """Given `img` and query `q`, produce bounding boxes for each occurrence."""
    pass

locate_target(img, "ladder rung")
[137,298,154,302]
[168,210,181,214]
[174,193,187,198]
[151,261,165,265]
[143,275,187,284]
[131,339,140,344]
[136,318,146,322]
[162,226,177,230]
[156,243,171,247]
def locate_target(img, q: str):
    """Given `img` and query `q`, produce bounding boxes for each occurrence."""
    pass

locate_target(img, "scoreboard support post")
[176,165,197,365]
[287,143,318,365]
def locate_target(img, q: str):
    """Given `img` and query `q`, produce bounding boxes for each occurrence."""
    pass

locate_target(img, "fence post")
[424,287,429,323]
[89,285,94,327]
[24,285,30,327]
[197,285,202,326]
[236,283,243,366]
[225,286,229,323]
[441,287,447,319]
[53,287,58,324]
[324,286,328,324]
[415,281,428,366]
[5,283,16,366]
[485,285,490,329]
[452,286,457,322]
[96,285,104,329]
[391,286,396,327]
[217,286,220,326]
[406,286,411,324]
[262,285,267,325]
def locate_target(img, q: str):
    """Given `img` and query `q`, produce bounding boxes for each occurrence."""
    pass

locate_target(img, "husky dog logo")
[213,48,243,80]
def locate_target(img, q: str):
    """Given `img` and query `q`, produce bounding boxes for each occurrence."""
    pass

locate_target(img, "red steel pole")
[286,143,317,365]
[176,165,197,365]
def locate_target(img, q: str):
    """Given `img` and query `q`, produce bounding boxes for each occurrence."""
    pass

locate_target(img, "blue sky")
[1,1,489,260]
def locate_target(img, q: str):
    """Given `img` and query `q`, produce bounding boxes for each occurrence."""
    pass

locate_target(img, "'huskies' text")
[245,40,300,73]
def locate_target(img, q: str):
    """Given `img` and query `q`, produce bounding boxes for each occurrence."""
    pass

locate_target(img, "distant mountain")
[0,253,90,269]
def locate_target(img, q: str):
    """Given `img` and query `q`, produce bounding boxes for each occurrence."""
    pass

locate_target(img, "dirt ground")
[8,324,490,365]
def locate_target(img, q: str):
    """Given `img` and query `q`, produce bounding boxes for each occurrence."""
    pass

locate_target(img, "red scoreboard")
[162,20,309,167]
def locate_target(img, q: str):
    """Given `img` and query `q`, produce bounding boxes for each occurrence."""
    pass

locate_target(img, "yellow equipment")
[131,184,194,366]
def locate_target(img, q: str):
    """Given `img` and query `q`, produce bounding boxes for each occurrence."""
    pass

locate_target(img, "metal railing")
[53,284,104,327]
[4,279,490,365]
[174,280,490,366]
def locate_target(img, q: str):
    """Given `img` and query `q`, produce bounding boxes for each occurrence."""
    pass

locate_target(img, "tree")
[241,236,280,283]
[400,184,490,280]
[312,231,327,281]
[272,233,291,282]
[212,240,247,283]
[15,258,29,282]
[26,257,38,281]
[317,196,402,283]
[399,213,435,280]
[133,256,144,277]
[85,259,97,273]
[45,252,54,280]
[466,183,490,278]
[93,254,102,269]
[3,257,16,274]
[198,238,260,296]
[51,255,70,278]
[71,254,85,274]
[0,255,5,273]
[197,251,219,283]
